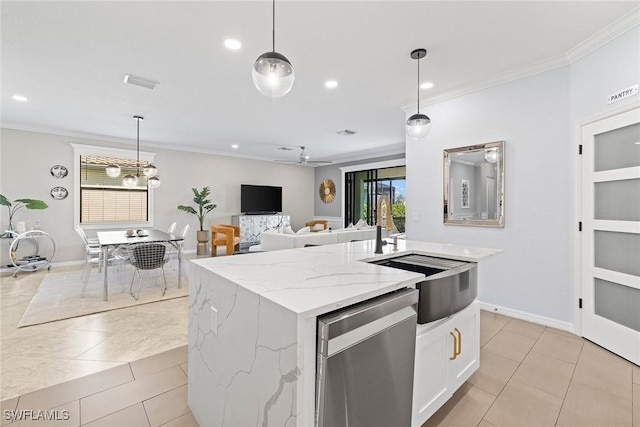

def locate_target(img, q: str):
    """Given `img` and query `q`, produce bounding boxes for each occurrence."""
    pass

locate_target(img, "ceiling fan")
[277,146,332,165]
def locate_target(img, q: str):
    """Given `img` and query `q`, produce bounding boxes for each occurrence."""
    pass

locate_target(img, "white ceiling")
[2,1,637,165]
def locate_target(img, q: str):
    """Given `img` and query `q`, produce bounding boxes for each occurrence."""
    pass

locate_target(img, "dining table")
[96,229,185,301]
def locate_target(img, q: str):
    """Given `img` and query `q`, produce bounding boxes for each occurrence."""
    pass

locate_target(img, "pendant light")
[252,0,294,98]
[122,116,161,189]
[406,48,432,139]
[105,163,121,178]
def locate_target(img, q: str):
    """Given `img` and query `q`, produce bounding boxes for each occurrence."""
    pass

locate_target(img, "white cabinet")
[412,300,480,427]
[231,214,290,248]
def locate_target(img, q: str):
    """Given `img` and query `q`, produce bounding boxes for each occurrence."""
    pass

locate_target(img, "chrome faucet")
[375,195,392,254]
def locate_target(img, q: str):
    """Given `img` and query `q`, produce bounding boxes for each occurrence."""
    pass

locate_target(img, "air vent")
[123,74,158,90]
[336,129,357,136]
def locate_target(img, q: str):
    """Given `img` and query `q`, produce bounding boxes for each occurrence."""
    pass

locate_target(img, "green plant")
[0,194,48,231]
[177,187,217,231]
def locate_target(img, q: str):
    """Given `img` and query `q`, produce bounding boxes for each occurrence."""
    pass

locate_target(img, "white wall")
[406,67,573,323]
[406,26,640,326]
[0,128,314,263]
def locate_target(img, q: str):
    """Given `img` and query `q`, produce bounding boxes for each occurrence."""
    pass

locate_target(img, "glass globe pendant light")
[143,163,158,177]
[406,48,432,139]
[105,163,121,178]
[252,0,294,98]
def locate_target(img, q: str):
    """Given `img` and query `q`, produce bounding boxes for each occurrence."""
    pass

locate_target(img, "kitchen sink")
[368,254,477,324]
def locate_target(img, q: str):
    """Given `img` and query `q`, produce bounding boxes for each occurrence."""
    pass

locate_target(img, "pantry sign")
[607,84,638,105]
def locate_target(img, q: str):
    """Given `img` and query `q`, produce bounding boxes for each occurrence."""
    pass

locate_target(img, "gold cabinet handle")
[449,331,457,360]
[455,327,462,357]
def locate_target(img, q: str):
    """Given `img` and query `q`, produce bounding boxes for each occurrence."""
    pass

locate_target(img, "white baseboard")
[478,301,576,335]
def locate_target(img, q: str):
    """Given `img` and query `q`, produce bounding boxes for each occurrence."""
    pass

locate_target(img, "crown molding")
[566,6,639,64]
[401,6,640,113]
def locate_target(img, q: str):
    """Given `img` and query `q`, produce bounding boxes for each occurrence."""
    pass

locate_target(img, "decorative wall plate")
[50,165,68,178]
[319,179,336,203]
[50,186,68,200]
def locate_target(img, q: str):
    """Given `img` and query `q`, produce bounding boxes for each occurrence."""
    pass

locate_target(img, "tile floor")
[2,265,639,426]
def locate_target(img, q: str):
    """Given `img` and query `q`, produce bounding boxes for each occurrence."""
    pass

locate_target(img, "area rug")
[17,265,189,328]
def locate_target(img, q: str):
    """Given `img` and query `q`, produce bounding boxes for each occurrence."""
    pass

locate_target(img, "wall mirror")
[443,141,505,227]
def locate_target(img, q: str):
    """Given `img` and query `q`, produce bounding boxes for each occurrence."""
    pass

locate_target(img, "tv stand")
[232,214,290,249]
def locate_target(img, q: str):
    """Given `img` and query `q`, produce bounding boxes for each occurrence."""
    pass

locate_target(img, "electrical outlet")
[412,212,419,222]
[210,306,218,335]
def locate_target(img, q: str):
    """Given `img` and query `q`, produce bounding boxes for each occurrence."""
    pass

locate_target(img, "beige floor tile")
[1,329,111,360]
[479,312,509,347]
[512,351,576,398]
[544,326,578,338]
[180,363,187,377]
[530,331,583,364]
[143,385,189,427]
[581,340,635,368]
[484,379,563,427]
[10,400,79,427]
[556,381,632,427]
[422,384,495,427]
[1,397,19,426]
[634,365,640,385]
[478,421,496,427]
[0,357,125,401]
[81,403,150,427]
[466,349,519,396]
[17,364,133,412]
[80,366,186,424]
[633,384,639,427]
[158,412,198,427]
[130,346,187,379]
[572,346,633,402]
[502,318,546,340]
[482,330,536,363]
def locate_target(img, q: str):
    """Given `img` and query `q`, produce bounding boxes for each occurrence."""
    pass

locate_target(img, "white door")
[581,107,640,365]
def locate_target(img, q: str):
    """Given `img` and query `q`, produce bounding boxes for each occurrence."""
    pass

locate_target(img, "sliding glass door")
[345,166,406,232]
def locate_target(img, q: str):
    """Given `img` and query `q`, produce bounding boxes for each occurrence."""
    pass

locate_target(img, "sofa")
[260,227,377,251]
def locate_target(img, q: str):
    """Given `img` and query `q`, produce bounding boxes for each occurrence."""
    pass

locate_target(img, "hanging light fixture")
[252,0,294,98]
[406,48,432,139]
[105,163,121,178]
[122,116,161,189]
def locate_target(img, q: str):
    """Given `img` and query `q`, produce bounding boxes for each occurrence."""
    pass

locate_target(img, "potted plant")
[177,187,217,255]
[0,194,48,238]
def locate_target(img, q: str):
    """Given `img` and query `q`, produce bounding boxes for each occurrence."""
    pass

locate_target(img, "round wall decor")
[319,179,336,203]
[50,165,68,178]
[50,186,68,200]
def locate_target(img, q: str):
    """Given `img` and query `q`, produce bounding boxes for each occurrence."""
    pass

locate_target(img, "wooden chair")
[305,219,330,232]
[211,224,241,256]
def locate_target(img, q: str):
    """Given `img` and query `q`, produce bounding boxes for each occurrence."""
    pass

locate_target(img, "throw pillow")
[282,226,295,235]
[296,226,311,234]
[312,223,325,232]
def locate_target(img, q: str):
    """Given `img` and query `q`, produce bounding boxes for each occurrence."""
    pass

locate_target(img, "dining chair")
[75,225,127,295]
[129,242,169,300]
[167,224,189,273]
[167,222,177,235]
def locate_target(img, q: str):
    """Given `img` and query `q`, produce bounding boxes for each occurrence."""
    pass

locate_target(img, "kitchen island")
[188,239,500,427]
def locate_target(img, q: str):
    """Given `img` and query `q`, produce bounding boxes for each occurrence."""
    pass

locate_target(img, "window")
[80,155,149,223]
[72,144,156,228]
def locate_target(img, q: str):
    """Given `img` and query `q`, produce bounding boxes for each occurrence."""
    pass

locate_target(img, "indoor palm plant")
[0,194,48,237]
[177,187,217,255]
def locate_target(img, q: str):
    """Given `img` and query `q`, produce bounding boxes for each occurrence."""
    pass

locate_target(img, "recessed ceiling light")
[123,74,158,90]
[420,82,434,90]
[231,144,239,149]
[325,80,338,89]
[224,39,242,50]
[12,95,28,102]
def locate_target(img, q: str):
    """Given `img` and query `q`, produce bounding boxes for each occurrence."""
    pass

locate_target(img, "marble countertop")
[190,239,501,318]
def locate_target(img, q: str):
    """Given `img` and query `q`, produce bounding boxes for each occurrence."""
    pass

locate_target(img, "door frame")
[573,98,640,338]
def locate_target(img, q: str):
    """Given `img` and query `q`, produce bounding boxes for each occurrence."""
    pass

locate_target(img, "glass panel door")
[581,108,640,365]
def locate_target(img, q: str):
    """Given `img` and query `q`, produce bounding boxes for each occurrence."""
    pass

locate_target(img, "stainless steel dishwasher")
[316,288,419,427]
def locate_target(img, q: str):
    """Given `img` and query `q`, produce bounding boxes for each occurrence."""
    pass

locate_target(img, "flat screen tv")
[241,185,282,214]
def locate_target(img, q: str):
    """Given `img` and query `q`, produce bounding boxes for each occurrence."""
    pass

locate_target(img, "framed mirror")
[444,141,505,227]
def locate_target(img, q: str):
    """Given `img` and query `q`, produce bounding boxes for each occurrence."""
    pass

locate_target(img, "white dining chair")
[167,222,177,235]
[167,224,189,275]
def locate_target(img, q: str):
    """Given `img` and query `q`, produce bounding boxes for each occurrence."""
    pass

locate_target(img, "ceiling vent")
[123,74,158,90]
[336,129,357,136]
